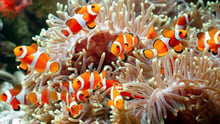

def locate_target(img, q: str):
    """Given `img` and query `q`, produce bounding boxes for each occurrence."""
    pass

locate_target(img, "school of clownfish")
[0,3,220,118]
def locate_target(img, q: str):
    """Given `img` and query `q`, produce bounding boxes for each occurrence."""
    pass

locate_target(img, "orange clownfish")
[107,84,125,109]
[110,32,139,61]
[62,4,101,36]
[146,26,158,39]
[72,70,106,91]
[0,85,29,111]
[68,102,87,117]
[173,13,191,30]
[95,79,120,91]
[197,27,220,55]
[14,43,62,73]
[52,80,75,95]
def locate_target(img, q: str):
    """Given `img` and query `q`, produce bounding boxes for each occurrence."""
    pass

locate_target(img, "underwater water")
[0,0,220,124]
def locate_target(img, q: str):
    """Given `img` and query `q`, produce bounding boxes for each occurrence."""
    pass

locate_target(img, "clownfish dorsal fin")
[162,29,174,38]
[30,43,38,51]
[75,6,84,14]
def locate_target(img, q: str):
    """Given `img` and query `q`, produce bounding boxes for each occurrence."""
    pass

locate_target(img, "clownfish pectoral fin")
[87,21,96,29]
[173,45,184,53]
[153,39,168,57]
[162,29,174,38]
[19,63,28,70]
[119,54,127,61]
[142,49,157,59]
[13,105,20,111]
[107,100,114,107]
[62,29,70,36]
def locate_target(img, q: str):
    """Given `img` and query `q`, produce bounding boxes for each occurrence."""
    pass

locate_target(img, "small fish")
[67,102,87,117]
[146,26,158,39]
[197,27,220,55]
[162,29,187,41]
[110,32,139,61]
[52,80,75,95]
[95,79,120,91]
[72,70,105,91]
[27,88,55,105]
[62,4,101,36]
[173,13,191,30]
[107,84,125,109]
[0,85,28,111]
[14,43,62,73]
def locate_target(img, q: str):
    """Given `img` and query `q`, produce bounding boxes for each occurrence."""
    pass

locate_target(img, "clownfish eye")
[77,80,80,83]
[116,45,120,49]
[19,48,23,51]
[179,31,182,35]
[80,94,84,96]
[2,93,6,97]
[92,5,95,8]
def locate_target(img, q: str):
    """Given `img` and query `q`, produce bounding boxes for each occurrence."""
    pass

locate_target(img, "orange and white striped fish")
[110,32,139,61]
[72,70,106,92]
[62,4,100,36]
[0,85,29,111]
[49,90,87,117]
[107,84,125,109]
[95,79,120,91]
[141,29,187,59]
[197,27,220,55]
[52,80,75,95]
[173,13,191,30]
[14,43,62,73]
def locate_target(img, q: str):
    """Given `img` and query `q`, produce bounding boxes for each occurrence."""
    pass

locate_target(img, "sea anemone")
[0,0,219,123]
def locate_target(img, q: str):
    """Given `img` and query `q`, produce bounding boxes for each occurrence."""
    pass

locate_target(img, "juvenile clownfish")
[14,43,62,73]
[62,4,101,36]
[107,84,125,109]
[197,27,220,55]
[68,102,87,117]
[72,70,106,92]
[110,32,139,61]
[0,85,29,111]
[146,26,158,39]
[140,29,187,59]
[173,13,191,30]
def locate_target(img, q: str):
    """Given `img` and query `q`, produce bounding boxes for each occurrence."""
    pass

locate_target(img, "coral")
[0,0,220,124]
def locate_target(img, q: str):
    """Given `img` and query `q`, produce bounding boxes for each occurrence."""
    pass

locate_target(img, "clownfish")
[49,90,87,117]
[14,43,62,73]
[173,13,191,30]
[52,80,75,95]
[146,26,158,39]
[72,70,106,92]
[0,85,29,111]
[107,84,125,109]
[197,27,220,55]
[95,79,120,91]
[27,88,55,105]
[141,29,187,59]
[62,4,101,36]
[110,32,139,61]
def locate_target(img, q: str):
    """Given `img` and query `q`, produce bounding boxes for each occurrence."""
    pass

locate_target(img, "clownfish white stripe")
[89,72,95,90]
[69,81,75,94]
[123,34,127,44]
[151,49,158,55]
[5,90,12,103]
[17,46,27,59]
[114,41,122,55]
[110,86,114,100]
[214,31,220,44]
[76,91,82,101]
[175,25,185,30]
[77,76,85,90]
[87,5,97,16]
[204,32,211,48]
[69,101,77,108]
[36,93,42,104]
[175,30,182,41]
[74,14,86,28]
[57,92,61,100]
[15,89,25,104]
[161,37,171,49]
[102,78,107,90]
[30,51,41,67]
[183,13,190,25]
[113,95,123,106]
